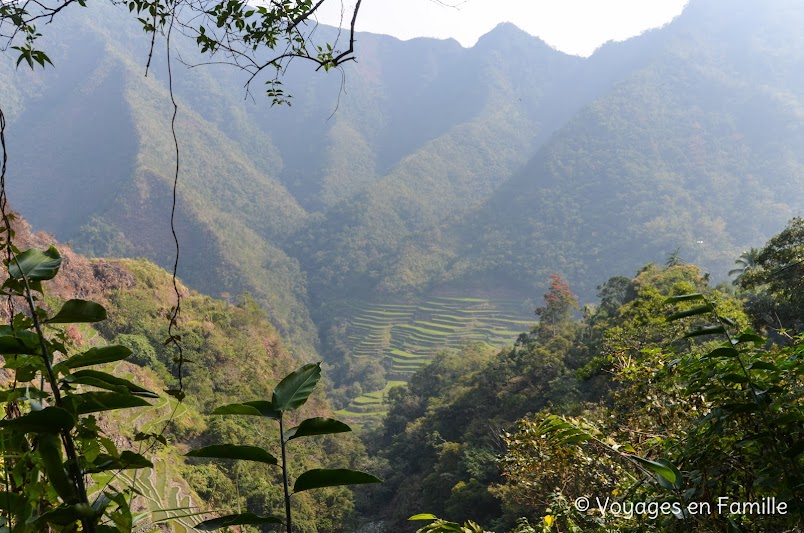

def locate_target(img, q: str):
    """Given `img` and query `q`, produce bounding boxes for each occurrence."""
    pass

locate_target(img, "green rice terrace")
[90,363,202,532]
[336,295,533,421]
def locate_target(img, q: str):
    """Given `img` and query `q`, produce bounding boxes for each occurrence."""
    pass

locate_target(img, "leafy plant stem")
[710,305,758,403]
[279,414,292,533]
[706,298,801,503]
[190,363,380,530]
[712,304,798,487]
[12,248,95,532]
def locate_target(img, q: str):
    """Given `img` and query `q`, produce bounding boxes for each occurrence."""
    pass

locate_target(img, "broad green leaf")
[735,332,765,345]
[113,450,154,469]
[540,416,571,430]
[7,354,45,382]
[45,299,107,324]
[272,363,321,412]
[0,334,40,355]
[666,304,713,321]
[613,442,636,453]
[654,458,683,489]
[61,345,132,370]
[0,492,21,511]
[735,436,766,449]
[86,451,153,473]
[413,520,465,532]
[241,400,282,418]
[64,370,158,398]
[684,325,726,338]
[0,407,74,433]
[409,514,439,520]
[664,293,705,304]
[785,440,804,458]
[211,403,261,416]
[537,415,594,445]
[708,347,739,358]
[100,436,119,457]
[195,513,282,530]
[748,361,779,371]
[186,444,278,465]
[8,246,61,281]
[629,455,677,484]
[561,434,592,444]
[0,324,28,335]
[0,428,28,458]
[35,503,96,526]
[777,413,804,424]
[106,491,133,530]
[38,433,79,503]
[727,516,748,532]
[293,468,381,493]
[69,392,150,415]
[211,400,280,418]
[284,417,351,441]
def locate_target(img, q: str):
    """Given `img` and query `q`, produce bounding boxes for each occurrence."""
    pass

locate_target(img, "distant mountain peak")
[488,21,527,34]
[479,21,536,41]
[474,21,560,54]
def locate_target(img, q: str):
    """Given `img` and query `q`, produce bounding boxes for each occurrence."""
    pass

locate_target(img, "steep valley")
[1,0,804,530]
[1,0,804,460]
[1,215,365,530]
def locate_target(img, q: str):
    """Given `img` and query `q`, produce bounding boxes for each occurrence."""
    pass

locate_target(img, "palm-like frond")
[729,247,760,283]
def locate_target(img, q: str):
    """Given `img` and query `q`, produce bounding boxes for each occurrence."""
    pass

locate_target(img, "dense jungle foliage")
[6,1,804,392]
[0,218,373,531]
[362,219,804,532]
[1,0,803,531]
[4,218,801,532]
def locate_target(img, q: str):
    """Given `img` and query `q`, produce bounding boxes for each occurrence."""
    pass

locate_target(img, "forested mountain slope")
[2,2,804,529]
[365,250,804,532]
[2,3,316,354]
[0,4,583,357]
[5,214,369,531]
[291,24,584,304]
[2,0,804,387]
[385,0,804,302]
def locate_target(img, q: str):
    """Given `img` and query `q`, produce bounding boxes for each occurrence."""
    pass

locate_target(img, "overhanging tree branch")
[1,0,363,99]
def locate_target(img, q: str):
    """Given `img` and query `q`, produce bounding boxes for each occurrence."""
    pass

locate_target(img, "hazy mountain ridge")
[3,0,804,361]
[2,3,585,355]
[384,0,804,301]
[294,25,587,305]
[3,3,322,353]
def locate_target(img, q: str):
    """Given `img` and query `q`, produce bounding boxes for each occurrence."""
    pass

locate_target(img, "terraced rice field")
[339,296,532,419]
[89,374,201,532]
[336,380,407,419]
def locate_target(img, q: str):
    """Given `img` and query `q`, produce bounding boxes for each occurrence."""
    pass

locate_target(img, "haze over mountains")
[2,0,803,365]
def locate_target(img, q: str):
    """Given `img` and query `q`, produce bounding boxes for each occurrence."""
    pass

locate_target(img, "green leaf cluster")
[499,262,802,532]
[188,362,380,531]
[374,259,802,532]
[0,245,154,531]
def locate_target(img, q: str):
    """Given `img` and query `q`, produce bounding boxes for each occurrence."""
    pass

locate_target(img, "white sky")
[316,0,689,56]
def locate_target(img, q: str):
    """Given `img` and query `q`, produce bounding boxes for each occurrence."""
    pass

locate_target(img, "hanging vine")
[0,1,365,529]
